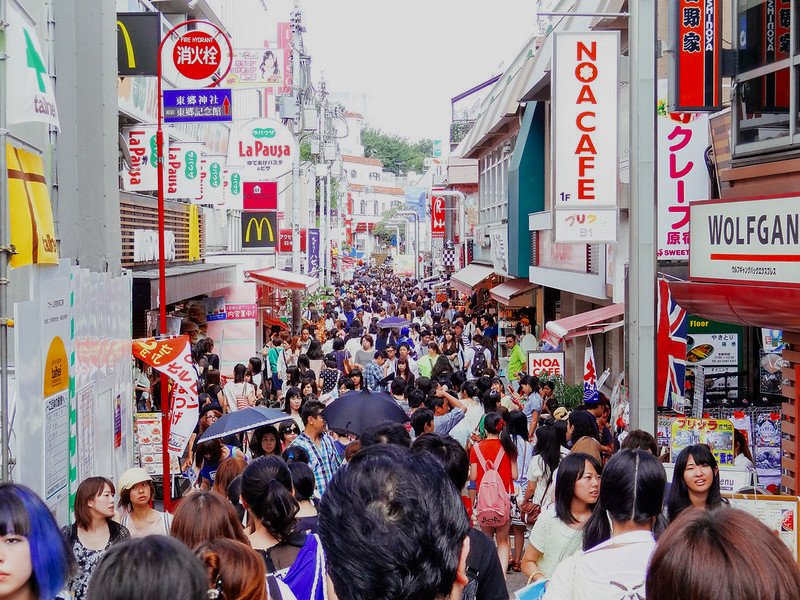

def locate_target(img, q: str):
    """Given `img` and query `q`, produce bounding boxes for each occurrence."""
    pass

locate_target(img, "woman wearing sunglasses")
[278,420,301,451]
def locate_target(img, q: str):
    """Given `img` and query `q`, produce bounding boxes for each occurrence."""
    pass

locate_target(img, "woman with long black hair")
[666,444,726,523]
[543,449,667,598]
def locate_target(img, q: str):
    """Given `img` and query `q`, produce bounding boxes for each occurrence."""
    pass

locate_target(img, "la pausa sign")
[228,118,296,178]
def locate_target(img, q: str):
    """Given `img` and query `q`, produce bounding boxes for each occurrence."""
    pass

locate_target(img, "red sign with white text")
[431,194,446,239]
[671,0,721,110]
[243,181,278,210]
[278,228,306,253]
[173,31,222,80]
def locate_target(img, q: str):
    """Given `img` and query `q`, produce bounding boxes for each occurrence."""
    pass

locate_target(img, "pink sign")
[225,303,258,320]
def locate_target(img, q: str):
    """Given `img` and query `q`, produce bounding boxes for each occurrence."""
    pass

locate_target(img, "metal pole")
[626,0,657,433]
[325,170,331,287]
[290,1,302,334]
[0,0,10,481]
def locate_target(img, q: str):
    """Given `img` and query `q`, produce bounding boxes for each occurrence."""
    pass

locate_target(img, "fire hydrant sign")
[173,31,222,80]
[552,31,619,243]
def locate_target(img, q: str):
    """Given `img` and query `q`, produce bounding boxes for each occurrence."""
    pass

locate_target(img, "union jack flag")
[657,278,688,408]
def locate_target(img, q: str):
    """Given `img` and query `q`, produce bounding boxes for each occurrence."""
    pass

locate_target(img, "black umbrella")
[323,389,409,436]
[197,406,292,443]
[377,316,410,329]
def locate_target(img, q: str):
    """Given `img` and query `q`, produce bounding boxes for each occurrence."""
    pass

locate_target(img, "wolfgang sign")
[227,118,296,178]
[552,31,619,243]
[690,195,800,287]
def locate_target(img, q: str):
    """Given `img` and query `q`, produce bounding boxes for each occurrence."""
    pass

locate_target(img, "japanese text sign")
[669,0,722,110]
[279,228,307,253]
[173,31,222,80]
[657,80,710,259]
[225,304,258,320]
[671,417,734,466]
[431,194,446,239]
[243,181,278,211]
[552,31,618,243]
[227,118,295,178]
[163,88,232,123]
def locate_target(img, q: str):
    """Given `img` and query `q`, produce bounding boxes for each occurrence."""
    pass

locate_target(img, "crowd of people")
[4,268,800,600]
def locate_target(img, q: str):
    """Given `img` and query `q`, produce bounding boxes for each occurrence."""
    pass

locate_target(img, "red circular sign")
[172,31,222,80]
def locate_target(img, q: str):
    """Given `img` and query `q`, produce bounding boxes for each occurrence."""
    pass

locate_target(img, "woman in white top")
[543,449,667,600]
[522,425,563,511]
[507,411,534,572]
[521,452,600,580]
[117,468,172,537]
[733,428,756,472]
[222,363,257,412]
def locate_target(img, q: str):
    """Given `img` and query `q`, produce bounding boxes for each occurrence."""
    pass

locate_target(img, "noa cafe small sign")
[528,352,565,379]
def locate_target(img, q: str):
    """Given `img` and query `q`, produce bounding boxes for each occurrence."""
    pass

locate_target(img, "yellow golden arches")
[116,20,136,69]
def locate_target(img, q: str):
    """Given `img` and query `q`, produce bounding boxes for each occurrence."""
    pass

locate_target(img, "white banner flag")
[224,167,243,210]
[122,126,158,192]
[204,155,226,207]
[166,142,204,200]
[6,1,60,129]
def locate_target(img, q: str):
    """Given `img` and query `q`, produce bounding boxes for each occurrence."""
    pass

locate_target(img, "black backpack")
[471,346,487,377]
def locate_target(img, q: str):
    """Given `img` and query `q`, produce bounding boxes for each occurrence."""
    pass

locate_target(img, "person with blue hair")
[0,483,73,600]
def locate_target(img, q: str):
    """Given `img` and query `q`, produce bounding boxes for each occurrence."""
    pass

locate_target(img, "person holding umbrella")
[290,399,342,498]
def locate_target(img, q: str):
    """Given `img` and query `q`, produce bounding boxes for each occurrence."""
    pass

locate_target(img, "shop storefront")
[490,278,537,369]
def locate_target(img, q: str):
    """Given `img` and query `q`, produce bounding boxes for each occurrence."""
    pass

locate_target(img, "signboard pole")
[156,19,231,511]
[626,0,658,433]
[0,0,9,482]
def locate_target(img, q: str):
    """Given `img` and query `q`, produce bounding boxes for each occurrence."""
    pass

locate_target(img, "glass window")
[733,0,798,154]
[360,199,366,214]
[350,170,357,178]
[373,201,379,214]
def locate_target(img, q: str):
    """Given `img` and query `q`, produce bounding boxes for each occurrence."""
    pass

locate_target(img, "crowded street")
[2,1,800,599]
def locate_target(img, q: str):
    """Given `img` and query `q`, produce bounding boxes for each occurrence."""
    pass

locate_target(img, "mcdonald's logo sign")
[117,13,161,76]
[242,211,278,248]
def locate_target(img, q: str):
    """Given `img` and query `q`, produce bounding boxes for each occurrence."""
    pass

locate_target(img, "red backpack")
[473,444,510,528]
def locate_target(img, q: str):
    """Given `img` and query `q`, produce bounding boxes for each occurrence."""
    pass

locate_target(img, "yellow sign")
[43,336,68,396]
[188,204,200,260]
[116,20,136,69]
[7,144,59,268]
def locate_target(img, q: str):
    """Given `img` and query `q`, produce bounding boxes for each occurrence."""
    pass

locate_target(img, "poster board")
[671,417,735,467]
[527,351,566,380]
[725,494,800,564]
[135,413,164,476]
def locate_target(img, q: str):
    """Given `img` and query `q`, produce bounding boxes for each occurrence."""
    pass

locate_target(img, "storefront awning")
[490,278,536,307]
[245,268,320,293]
[132,262,238,309]
[450,263,496,296]
[544,303,625,344]
[669,281,800,331]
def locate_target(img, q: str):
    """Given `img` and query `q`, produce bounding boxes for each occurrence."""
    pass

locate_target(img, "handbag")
[518,477,551,527]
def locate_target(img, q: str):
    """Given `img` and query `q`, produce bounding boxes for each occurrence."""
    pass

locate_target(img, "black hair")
[533,424,562,484]
[411,408,434,436]
[411,433,470,492]
[621,429,659,455]
[583,449,667,550]
[554,452,601,525]
[86,536,207,600]
[374,349,388,360]
[541,381,555,392]
[307,340,324,360]
[544,397,559,416]
[339,377,356,391]
[483,412,518,461]
[297,354,311,370]
[390,378,407,396]
[288,461,316,502]
[481,389,500,414]
[300,398,326,426]
[568,410,600,443]
[333,338,345,351]
[667,444,724,522]
[361,421,412,448]
[416,376,432,395]
[519,374,539,393]
[282,386,304,416]
[554,419,569,448]
[319,445,470,600]
[282,445,310,464]
[241,456,298,541]
[233,363,247,383]
[250,425,281,458]
[248,356,262,375]
[506,410,529,441]
[407,389,426,410]
[461,380,478,399]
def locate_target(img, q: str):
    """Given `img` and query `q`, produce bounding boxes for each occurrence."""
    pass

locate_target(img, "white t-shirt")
[528,507,584,578]
[222,381,254,412]
[526,454,554,507]
[448,399,485,448]
[543,530,657,600]
[735,452,755,471]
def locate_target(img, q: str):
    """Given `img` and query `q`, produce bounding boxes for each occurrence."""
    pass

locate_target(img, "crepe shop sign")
[553,31,619,243]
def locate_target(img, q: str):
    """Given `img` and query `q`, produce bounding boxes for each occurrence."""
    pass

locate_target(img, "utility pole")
[626,1,658,433]
[290,0,303,334]
[0,0,10,481]
[318,75,328,289]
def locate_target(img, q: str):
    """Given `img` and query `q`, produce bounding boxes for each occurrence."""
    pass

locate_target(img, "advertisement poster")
[76,382,96,482]
[528,352,566,380]
[224,48,285,88]
[135,413,164,476]
[205,297,226,321]
[165,142,205,200]
[727,495,799,563]
[227,118,296,179]
[686,318,743,405]
[671,417,735,466]
[225,304,257,320]
[759,350,787,396]
[121,125,158,192]
[307,228,320,274]
[44,393,69,503]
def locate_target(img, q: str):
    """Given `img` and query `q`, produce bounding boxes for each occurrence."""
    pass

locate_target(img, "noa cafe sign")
[528,351,566,379]
[552,31,619,243]
[227,118,296,178]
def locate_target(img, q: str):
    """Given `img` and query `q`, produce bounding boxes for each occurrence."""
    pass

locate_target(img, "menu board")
[727,494,800,564]
[671,417,735,467]
[135,413,164,476]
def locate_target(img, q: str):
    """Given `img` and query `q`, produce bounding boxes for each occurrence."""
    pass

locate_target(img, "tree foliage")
[372,206,400,244]
[362,127,433,176]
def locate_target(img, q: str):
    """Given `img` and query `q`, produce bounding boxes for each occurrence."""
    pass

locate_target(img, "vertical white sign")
[122,126,158,192]
[656,80,710,260]
[165,142,204,200]
[553,31,619,243]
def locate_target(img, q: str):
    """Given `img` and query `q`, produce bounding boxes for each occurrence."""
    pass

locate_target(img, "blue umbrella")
[323,389,409,436]
[197,406,292,443]
[378,316,411,329]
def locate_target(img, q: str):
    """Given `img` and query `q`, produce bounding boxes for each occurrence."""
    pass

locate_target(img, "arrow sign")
[163,88,233,123]
[223,96,231,115]
[431,194,446,239]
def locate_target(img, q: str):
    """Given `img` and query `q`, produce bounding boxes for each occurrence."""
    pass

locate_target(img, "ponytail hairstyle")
[582,449,666,550]
[533,425,563,483]
[196,539,267,600]
[483,412,518,461]
[241,456,299,542]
